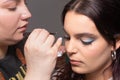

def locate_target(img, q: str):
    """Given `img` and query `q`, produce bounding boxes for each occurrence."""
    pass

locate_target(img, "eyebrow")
[74,33,97,39]
[63,28,96,36]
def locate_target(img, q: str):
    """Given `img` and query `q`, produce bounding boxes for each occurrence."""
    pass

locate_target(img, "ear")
[111,35,120,51]
[115,34,120,50]
[116,39,120,50]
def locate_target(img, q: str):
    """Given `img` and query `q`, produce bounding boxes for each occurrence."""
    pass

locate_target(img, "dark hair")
[54,0,120,80]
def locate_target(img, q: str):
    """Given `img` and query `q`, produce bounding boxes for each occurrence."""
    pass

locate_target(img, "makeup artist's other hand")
[24,29,62,80]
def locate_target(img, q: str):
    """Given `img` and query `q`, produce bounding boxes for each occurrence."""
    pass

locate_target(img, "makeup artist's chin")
[17,26,27,37]
[14,32,25,42]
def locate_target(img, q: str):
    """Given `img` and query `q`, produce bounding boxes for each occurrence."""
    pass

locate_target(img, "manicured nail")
[57,51,63,57]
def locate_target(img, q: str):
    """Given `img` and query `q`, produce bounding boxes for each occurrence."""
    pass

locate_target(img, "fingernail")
[58,37,62,41]
[57,51,63,57]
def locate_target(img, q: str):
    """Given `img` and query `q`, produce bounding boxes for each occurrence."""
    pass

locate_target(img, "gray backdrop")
[27,0,70,38]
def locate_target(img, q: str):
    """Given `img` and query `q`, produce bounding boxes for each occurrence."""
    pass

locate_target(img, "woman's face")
[0,0,31,46]
[64,11,113,74]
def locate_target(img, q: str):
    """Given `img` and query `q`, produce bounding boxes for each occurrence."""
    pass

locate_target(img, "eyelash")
[64,35,94,45]
[8,7,17,11]
[8,1,28,11]
[80,39,94,45]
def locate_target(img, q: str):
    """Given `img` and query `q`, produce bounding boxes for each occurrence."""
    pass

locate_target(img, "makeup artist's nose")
[21,6,32,20]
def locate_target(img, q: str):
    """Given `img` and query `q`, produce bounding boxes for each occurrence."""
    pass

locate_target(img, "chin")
[2,34,24,46]
[16,36,24,42]
[10,36,24,45]
[16,33,24,40]
[72,66,88,74]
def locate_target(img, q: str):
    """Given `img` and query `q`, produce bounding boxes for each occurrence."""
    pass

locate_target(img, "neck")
[0,45,8,59]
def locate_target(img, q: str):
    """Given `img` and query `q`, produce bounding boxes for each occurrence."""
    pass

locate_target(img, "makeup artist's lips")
[17,24,28,32]
[70,59,83,66]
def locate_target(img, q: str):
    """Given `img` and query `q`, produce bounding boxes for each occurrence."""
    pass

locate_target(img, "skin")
[0,0,63,80]
[0,0,31,45]
[64,11,113,80]
[0,0,31,58]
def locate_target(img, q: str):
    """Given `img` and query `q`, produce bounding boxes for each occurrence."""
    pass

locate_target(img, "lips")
[70,59,83,66]
[21,25,27,28]
[17,23,28,32]
[18,25,27,31]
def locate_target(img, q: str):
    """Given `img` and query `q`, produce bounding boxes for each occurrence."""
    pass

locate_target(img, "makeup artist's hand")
[24,29,62,80]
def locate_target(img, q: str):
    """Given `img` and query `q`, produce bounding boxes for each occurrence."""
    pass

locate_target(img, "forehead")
[64,11,101,35]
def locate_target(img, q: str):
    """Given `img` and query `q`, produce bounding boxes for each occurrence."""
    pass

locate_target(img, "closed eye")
[8,7,17,11]
[80,38,94,45]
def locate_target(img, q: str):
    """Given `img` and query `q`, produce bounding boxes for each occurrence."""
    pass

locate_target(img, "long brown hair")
[53,0,120,80]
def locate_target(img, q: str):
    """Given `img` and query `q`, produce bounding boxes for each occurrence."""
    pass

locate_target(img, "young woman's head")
[62,0,120,79]
[0,0,31,46]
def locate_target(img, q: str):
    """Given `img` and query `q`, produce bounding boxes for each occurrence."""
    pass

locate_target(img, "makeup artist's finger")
[36,29,50,44]
[44,35,55,47]
[52,37,62,56]
[25,29,42,44]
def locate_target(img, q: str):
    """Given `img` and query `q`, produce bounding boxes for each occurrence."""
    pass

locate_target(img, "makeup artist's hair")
[52,0,120,80]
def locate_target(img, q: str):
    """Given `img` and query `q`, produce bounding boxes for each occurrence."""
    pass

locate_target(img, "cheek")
[84,41,111,59]
[82,41,112,70]
[0,13,20,42]
[0,14,19,33]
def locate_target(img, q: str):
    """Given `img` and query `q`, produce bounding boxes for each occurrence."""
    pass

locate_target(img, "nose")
[21,5,32,20]
[65,40,78,55]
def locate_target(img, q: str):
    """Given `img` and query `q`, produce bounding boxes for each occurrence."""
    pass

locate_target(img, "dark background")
[27,0,70,38]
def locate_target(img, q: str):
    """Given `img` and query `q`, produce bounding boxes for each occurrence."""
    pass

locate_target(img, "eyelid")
[2,1,17,8]
[80,38,95,45]
[82,38,94,42]
[8,7,17,11]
